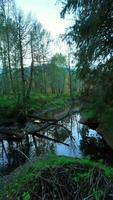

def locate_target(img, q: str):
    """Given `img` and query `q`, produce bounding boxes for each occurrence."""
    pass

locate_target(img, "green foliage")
[28,94,70,111]
[0,96,17,109]
[83,109,97,120]
[73,171,91,182]
[22,192,30,200]
[0,95,70,119]
[104,167,113,178]
[93,190,104,200]
[51,53,67,68]
[60,0,113,137]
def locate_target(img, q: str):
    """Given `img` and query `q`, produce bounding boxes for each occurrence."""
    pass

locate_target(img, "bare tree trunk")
[6,32,14,94]
[18,27,25,102]
[26,33,34,99]
[43,67,47,95]
[68,53,73,99]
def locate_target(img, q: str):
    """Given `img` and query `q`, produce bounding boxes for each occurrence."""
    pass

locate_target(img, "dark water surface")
[0,112,113,175]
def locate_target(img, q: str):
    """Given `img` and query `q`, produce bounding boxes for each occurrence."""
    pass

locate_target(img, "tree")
[0,0,52,100]
[0,0,16,95]
[48,53,67,95]
[60,0,113,105]
[28,21,51,95]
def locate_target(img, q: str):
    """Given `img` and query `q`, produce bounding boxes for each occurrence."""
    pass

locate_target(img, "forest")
[0,0,113,199]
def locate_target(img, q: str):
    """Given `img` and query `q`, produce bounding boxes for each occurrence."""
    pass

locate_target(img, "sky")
[15,0,73,55]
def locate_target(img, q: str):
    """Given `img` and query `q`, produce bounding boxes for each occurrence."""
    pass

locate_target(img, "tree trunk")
[6,32,14,94]
[26,33,34,99]
[19,27,25,102]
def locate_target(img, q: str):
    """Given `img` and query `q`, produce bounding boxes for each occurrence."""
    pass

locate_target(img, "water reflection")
[79,126,113,165]
[1,112,113,175]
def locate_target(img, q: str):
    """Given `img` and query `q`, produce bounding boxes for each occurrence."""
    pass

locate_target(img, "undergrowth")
[1,155,113,200]
[0,95,70,119]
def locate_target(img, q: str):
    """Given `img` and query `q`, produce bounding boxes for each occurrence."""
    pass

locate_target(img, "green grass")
[0,94,71,119]
[27,94,70,111]
[1,155,113,199]
[0,96,17,108]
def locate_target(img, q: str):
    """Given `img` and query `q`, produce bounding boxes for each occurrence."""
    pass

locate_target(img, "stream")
[0,111,113,176]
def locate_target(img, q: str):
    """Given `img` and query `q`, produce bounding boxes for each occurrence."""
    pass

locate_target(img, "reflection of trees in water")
[79,126,113,164]
[60,114,78,151]
[49,126,69,142]
[0,113,80,173]
[79,126,103,158]
[79,126,89,138]
[0,135,31,173]
[0,121,71,169]
[33,136,55,156]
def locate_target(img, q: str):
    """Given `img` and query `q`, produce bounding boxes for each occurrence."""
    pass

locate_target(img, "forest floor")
[1,154,113,200]
[0,95,72,121]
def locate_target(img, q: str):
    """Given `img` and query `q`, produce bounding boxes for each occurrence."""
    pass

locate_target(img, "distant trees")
[0,0,52,102]
[0,0,16,95]
[30,21,51,95]
[0,0,79,103]
[47,53,67,95]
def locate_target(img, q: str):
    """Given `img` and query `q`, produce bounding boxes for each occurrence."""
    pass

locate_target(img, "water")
[0,112,113,175]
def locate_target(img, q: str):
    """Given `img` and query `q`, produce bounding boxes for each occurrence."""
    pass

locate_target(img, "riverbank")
[0,95,72,121]
[1,154,113,200]
[81,100,113,150]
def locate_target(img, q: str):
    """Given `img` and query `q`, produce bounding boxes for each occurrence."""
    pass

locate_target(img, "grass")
[0,96,17,108]
[27,94,70,111]
[1,154,113,199]
[0,94,71,119]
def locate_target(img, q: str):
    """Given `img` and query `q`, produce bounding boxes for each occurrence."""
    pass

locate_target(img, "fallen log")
[29,132,69,146]
[0,134,22,141]
[0,127,18,134]
[25,119,71,135]
[25,122,70,146]
[31,109,71,122]
[0,119,16,127]
[79,119,99,129]
[0,126,23,141]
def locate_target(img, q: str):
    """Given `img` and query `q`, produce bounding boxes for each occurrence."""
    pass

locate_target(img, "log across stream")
[0,108,113,175]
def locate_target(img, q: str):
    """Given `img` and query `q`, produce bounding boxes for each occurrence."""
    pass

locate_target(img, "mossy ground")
[0,94,71,119]
[1,155,113,200]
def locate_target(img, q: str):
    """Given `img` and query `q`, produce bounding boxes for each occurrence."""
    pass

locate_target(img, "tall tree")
[48,53,67,95]
[61,0,113,104]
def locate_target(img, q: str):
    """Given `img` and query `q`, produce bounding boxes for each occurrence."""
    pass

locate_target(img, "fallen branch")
[0,127,23,141]
[29,132,69,146]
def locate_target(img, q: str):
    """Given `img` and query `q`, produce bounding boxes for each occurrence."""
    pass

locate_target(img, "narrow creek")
[0,110,113,176]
